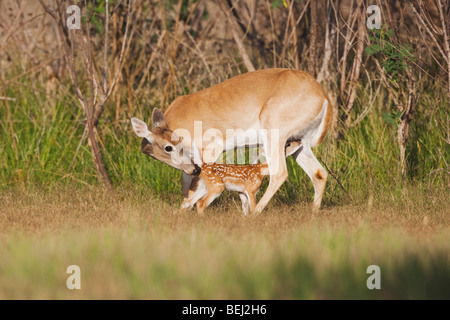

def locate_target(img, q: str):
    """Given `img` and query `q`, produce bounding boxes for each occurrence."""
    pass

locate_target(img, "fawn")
[181,140,302,214]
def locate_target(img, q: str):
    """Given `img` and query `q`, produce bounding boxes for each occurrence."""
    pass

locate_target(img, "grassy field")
[1,1,449,299]
[0,77,449,300]
[0,185,449,299]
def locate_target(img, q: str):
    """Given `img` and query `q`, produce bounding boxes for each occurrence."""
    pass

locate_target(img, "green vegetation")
[0,0,449,300]
[0,187,448,299]
[1,80,448,299]
[0,79,448,206]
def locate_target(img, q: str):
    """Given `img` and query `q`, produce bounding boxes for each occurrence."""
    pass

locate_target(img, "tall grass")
[1,0,448,205]
[1,75,448,207]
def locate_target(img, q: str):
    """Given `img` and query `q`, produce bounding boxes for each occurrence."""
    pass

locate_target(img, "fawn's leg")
[248,190,258,213]
[196,185,224,214]
[238,193,250,215]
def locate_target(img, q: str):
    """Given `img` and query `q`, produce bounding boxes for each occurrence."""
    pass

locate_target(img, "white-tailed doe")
[131,69,332,213]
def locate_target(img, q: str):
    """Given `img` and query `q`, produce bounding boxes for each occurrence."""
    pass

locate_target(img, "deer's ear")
[152,108,167,129]
[131,117,153,142]
[191,143,203,166]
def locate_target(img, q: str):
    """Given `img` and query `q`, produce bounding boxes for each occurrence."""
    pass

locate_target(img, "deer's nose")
[193,165,201,176]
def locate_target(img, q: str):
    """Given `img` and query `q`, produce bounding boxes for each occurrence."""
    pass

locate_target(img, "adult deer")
[132,68,332,212]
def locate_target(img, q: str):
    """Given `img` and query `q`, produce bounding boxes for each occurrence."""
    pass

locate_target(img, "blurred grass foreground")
[0,187,449,299]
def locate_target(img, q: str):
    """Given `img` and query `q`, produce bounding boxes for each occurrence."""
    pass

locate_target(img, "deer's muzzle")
[193,164,201,176]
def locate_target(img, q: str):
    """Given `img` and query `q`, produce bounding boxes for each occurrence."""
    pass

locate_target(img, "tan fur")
[183,141,301,214]
[137,68,332,212]
[141,127,186,169]
[164,69,329,143]
[317,98,334,145]
[196,163,267,214]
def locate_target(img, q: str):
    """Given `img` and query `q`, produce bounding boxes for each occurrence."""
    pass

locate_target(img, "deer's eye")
[164,145,173,153]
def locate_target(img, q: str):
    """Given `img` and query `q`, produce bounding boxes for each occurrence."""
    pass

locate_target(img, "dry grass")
[0,186,449,299]
[1,184,448,234]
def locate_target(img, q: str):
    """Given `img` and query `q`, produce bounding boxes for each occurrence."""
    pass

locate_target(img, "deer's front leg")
[181,177,207,210]
[181,172,194,199]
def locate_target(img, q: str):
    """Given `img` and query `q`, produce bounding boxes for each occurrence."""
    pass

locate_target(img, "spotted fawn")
[181,140,302,214]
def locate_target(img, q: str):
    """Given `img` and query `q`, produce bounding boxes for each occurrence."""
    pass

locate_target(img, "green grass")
[1,80,448,206]
[1,68,449,300]
[0,186,449,299]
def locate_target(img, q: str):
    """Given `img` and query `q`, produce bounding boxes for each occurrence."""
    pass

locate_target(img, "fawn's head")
[131,109,201,176]
[285,139,302,156]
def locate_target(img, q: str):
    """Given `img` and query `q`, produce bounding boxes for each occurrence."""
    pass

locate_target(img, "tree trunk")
[87,121,112,188]
[344,6,366,127]
[398,71,416,180]
[218,0,255,72]
[308,0,317,76]
[397,118,409,179]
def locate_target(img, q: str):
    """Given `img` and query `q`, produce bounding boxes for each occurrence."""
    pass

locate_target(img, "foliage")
[270,0,289,9]
[0,0,448,199]
[0,78,448,204]
[365,28,415,81]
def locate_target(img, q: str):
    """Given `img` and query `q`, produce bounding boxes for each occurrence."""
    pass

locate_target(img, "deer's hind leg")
[293,143,327,211]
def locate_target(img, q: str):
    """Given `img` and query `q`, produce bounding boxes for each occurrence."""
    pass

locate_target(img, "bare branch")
[317,0,334,83]
[344,6,366,125]
[110,0,124,17]
[104,0,132,101]
[38,0,57,20]
[308,0,317,75]
[410,1,448,64]
[103,0,109,94]
[218,0,255,72]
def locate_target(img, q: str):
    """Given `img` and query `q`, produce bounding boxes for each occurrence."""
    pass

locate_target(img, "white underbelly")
[225,182,245,192]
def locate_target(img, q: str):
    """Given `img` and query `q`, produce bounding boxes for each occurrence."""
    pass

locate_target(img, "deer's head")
[131,109,201,176]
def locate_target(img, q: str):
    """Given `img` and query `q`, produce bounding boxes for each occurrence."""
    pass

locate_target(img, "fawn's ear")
[131,117,153,142]
[152,108,168,129]
[191,143,203,166]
